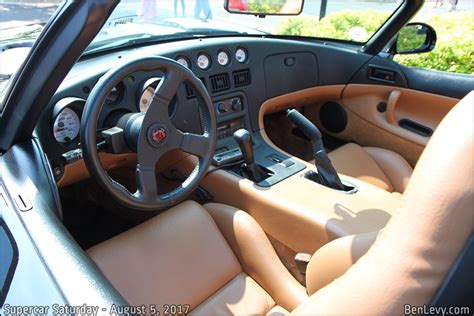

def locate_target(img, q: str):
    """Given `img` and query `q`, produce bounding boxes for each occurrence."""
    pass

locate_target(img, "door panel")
[305,99,425,166]
[402,66,474,99]
[340,84,459,146]
[316,54,474,166]
[303,84,460,166]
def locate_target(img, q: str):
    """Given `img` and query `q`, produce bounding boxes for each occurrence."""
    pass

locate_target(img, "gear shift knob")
[233,129,254,165]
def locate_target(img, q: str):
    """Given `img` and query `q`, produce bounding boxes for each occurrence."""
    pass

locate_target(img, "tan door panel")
[341,84,459,147]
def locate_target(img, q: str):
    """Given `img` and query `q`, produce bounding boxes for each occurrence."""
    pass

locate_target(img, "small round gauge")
[53,108,80,143]
[197,53,211,70]
[217,50,230,66]
[138,78,177,116]
[235,47,248,63]
[176,56,190,68]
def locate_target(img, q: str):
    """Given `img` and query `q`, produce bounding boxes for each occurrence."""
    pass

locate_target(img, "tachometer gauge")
[53,108,80,143]
[197,53,211,70]
[235,47,248,63]
[217,50,230,66]
[176,56,190,68]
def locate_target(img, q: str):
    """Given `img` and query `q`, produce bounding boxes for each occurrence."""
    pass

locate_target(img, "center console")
[212,95,306,186]
[170,90,402,255]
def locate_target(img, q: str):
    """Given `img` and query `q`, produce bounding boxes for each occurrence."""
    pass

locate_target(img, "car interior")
[0,0,472,314]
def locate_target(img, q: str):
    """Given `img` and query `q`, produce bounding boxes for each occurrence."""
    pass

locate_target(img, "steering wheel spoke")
[179,131,211,158]
[154,70,184,103]
[136,166,158,202]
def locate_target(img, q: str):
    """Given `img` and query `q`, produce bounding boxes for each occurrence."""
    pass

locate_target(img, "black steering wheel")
[81,56,216,211]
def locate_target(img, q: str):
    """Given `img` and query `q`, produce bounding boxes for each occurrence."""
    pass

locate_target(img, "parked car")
[0,0,472,315]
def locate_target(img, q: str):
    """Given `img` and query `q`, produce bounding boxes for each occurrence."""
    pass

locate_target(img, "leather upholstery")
[88,201,304,314]
[87,201,242,310]
[305,231,380,295]
[327,143,413,193]
[204,203,307,310]
[294,91,473,314]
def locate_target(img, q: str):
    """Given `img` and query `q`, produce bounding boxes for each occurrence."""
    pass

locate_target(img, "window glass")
[0,1,62,105]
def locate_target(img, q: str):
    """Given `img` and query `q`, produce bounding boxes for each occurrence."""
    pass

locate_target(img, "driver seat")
[88,201,306,314]
[87,92,473,314]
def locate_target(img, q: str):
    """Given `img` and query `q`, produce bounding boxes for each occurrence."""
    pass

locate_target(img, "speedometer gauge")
[53,108,80,143]
[197,53,211,70]
[217,50,230,66]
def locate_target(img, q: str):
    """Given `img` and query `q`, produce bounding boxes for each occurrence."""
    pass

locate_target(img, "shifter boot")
[240,163,269,183]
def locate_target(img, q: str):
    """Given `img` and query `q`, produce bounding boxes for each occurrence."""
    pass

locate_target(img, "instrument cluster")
[49,46,250,145]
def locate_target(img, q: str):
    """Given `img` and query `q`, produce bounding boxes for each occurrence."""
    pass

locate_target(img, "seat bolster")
[328,143,394,192]
[306,231,379,295]
[364,147,413,193]
[204,203,308,311]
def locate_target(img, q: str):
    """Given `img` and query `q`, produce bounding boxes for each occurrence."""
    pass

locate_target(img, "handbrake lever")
[286,109,345,190]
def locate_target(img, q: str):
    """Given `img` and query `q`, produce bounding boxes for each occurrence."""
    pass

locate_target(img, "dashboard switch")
[231,98,242,111]
[217,102,227,113]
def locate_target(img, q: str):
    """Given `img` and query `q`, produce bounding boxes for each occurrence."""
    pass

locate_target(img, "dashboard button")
[217,102,227,113]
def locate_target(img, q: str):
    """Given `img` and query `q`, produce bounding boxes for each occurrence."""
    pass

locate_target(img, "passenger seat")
[327,143,413,193]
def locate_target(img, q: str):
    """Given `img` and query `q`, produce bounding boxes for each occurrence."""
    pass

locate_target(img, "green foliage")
[276,10,474,74]
[248,0,286,14]
[396,25,427,53]
[276,10,390,42]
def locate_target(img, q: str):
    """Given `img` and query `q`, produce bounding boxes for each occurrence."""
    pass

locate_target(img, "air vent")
[184,78,206,99]
[233,69,251,87]
[210,73,231,93]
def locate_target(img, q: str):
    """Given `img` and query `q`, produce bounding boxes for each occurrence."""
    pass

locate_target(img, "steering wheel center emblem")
[147,124,169,147]
[152,128,167,143]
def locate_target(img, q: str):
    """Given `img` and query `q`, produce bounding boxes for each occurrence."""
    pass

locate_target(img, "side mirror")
[391,22,437,55]
[224,0,304,16]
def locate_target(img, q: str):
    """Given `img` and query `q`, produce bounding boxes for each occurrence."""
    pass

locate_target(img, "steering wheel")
[81,56,216,211]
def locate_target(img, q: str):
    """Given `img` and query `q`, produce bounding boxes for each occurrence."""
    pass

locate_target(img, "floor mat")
[60,180,151,250]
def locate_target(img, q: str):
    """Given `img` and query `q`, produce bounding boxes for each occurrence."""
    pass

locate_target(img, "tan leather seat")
[88,92,473,315]
[327,143,413,193]
[88,201,307,315]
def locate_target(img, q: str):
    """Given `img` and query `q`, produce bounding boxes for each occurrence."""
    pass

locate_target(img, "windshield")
[0,0,401,98]
[86,0,402,54]
[0,1,62,109]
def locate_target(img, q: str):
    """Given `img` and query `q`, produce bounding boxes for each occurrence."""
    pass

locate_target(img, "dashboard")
[34,36,382,185]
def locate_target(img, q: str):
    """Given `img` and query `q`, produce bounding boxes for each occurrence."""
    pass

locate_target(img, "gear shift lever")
[234,129,269,183]
[286,109,345,190]
[234,129,254,165]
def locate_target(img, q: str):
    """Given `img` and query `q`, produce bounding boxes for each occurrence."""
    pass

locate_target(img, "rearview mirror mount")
[224,0,304,17]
